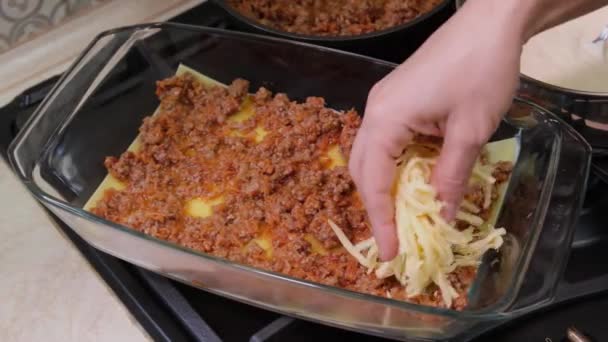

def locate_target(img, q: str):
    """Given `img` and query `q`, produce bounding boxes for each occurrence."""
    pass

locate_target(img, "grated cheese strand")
[461,199,481,214]
[328,219,371,268]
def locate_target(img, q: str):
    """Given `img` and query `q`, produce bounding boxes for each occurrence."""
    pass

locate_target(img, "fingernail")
[442,202,457,222]
[379,250,392,262]
[378,237,398,261]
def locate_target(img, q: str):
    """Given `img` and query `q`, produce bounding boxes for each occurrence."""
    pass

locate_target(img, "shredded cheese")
[329,143,507,308]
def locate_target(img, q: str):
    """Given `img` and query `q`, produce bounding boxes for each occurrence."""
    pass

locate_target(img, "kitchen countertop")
[0,161,149,341]
[0,1,203,341]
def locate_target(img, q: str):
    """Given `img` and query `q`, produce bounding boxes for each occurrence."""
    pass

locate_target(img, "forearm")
[521,0,608,39]
[464,0,608,43]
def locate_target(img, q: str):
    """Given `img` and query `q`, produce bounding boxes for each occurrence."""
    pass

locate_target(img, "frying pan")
[211,0,455,63]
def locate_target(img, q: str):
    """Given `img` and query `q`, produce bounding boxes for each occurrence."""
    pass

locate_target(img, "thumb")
[432,114,486,221]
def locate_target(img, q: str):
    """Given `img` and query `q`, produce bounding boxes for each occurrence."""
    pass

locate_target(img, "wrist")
[462,0,539,44]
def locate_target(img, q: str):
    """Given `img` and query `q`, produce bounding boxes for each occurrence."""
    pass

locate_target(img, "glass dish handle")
[9,30,135,180]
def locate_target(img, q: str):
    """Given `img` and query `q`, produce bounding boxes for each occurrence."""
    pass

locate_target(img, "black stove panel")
[1,2,607,341]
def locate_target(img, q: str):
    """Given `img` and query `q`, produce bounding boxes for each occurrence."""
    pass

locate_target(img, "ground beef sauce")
[227,0,444,36]
[91,73,510,310]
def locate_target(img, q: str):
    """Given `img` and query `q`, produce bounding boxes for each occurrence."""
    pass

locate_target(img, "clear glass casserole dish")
[8,23,590,341]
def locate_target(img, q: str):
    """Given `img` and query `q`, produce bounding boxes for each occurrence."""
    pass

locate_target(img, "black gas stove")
[1,2,608,341]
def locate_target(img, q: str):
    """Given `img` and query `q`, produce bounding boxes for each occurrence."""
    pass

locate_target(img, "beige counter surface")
[0,162,149,341]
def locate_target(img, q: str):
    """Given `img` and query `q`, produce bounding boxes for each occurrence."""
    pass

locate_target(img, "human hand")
[349,0,523,261]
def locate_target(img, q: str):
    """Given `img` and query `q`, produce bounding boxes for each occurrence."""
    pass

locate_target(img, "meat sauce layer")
[227,0,444,36]
[90,73,510,310]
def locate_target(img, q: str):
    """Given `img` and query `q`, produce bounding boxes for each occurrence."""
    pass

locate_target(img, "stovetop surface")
[1,2,607,341]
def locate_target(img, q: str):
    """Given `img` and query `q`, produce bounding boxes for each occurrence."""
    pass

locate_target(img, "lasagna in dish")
[86,65,514,310]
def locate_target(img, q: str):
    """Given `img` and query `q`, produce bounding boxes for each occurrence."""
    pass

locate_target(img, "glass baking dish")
[8,23,590,341]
